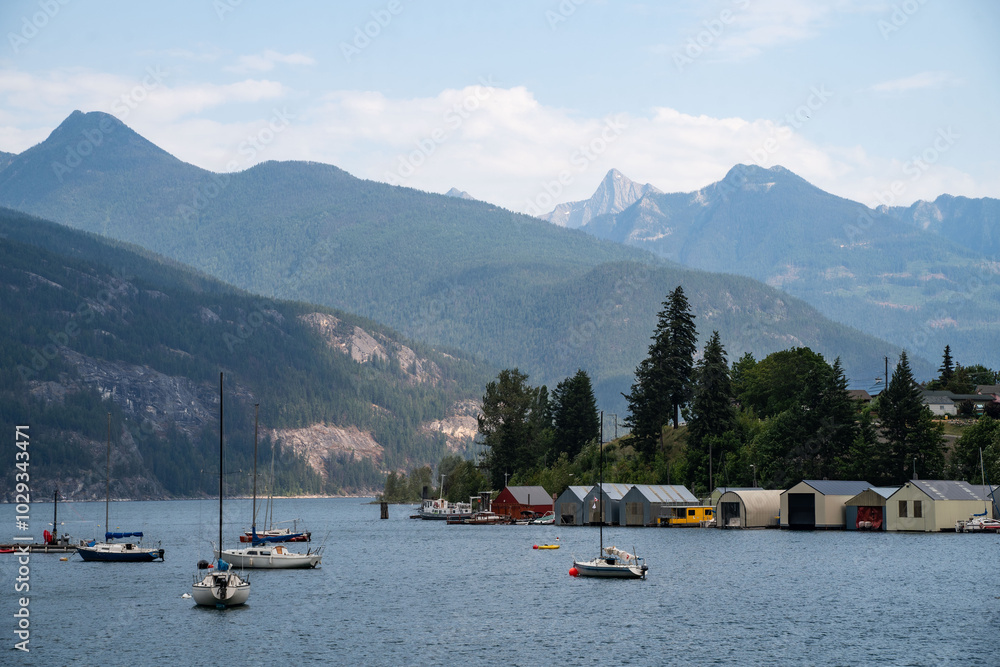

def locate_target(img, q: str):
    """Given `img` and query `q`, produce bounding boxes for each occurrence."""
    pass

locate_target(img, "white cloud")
[224,50,316,73]
[868,71,961,94]
[0,67,992,212]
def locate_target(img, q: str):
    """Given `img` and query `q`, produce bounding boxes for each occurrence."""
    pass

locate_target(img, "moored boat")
[77,414,163,563]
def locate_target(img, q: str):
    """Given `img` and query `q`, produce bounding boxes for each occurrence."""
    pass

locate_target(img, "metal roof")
[845,486,900,506]
[586,483,631,501]
[794,480,873,496]
[904,480,999,501]
[624,484,698,505]
[559,485,592,501]
[503,486,551,504]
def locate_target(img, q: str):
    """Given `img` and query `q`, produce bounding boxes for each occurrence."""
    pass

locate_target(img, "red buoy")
[533,544,538,549]
[569,567,579,577]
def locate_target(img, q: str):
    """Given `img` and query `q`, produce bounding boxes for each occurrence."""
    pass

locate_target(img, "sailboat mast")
[53,488,58,541]
[599,411,603,553]
[219,372,224,554]
[252,403,259,533]
[106,412,110,539]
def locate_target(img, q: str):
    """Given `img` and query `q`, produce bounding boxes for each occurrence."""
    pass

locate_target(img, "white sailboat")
[192,372,251,608]
[571,412,647,580]
[219,404,322,570]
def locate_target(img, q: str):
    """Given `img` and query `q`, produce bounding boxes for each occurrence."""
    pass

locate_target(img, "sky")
[1,0,998,214]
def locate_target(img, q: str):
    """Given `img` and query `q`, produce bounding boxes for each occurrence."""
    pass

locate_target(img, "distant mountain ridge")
[0,111,934,413]
[541,168,661,228]
[882,194,1000,259]
[543,164,1000,372]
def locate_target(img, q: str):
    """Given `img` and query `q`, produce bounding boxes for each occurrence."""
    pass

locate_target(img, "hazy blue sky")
[2,0,997,212]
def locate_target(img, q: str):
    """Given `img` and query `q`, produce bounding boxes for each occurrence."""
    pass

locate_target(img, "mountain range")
[0,112,931,416]
[0,206,489,499]
[541,166,1000,373]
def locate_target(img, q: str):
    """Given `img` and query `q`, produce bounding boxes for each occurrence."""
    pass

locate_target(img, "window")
[688,509,696,516]
[899,500,908,518]
[914,500,922,518]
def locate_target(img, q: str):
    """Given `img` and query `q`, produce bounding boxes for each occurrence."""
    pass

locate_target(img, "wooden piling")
[380,501,389,519]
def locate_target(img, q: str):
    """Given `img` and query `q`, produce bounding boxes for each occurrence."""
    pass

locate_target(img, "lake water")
[3,497,999,666]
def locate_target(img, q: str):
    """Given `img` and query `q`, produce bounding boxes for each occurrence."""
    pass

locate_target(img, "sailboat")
[192,372,251,608]
[570,412,647,579]
[958,448,1000,533]
[219,404,322,569]
[77,413,164,563]
[238,434,310,543]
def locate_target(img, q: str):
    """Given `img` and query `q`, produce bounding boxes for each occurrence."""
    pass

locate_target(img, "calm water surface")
[3,497,999,666]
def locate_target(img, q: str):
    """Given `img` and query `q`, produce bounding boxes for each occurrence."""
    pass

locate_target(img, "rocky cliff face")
[299,312,442,385]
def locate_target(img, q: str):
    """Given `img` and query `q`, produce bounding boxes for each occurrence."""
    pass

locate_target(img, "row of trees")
[466,285,996,499]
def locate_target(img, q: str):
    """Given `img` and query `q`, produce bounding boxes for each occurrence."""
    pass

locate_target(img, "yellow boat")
[533,544,560,549]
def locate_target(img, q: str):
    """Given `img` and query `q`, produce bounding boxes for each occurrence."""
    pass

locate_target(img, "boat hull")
[572,559,646,579]
[192,572,250,607]
[78,544,164,562]
[218,548,321,569]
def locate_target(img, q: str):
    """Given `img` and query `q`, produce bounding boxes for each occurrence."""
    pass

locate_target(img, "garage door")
[787,493,816,528]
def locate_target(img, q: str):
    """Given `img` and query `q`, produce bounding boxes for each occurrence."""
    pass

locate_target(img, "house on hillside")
[780,480,872,529]
[847,389,872,404]
[921,390,992,416]
[886,480,998,532]
[975,385,1000,401]
[491,486,553,520]
[553,486,592,526]
[921,391,957,417]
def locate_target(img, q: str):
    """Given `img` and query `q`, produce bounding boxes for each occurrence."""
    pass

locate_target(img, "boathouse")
[582,483,631,525]
[845,487,898,531]
[885,480,999,532]
[709,487,760,507]
[716,489,781,529]
[621,485,698,526]
[491,486,553,520]
[553,486,593,526]
[780,480,871,529]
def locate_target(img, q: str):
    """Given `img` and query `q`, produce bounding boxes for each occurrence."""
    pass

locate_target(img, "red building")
[492,486,553,519]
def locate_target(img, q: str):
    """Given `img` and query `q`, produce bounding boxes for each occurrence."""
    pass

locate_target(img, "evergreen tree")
[685,331,736,492]
[879,351,945,483]
[550,369,600,460]
[938,345,954,387]
[623,286,697,457]
[477,368,544,489]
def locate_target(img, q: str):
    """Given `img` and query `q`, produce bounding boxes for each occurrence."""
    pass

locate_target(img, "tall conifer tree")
[551,369,600,460]
[879,351,945,483]
[623,286,697,457]
[686,331,736,492]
